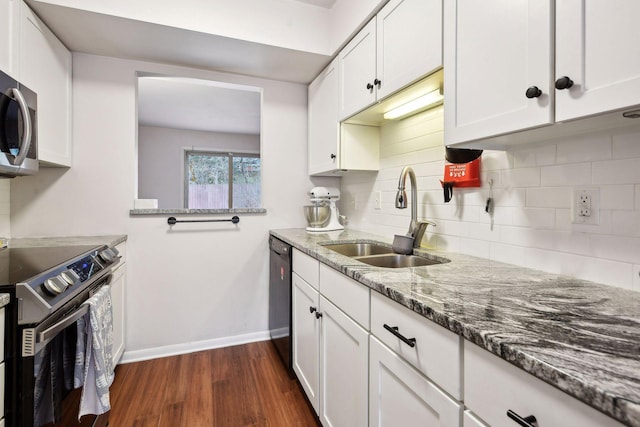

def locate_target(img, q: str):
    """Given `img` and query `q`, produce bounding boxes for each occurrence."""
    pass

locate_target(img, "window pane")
[232,156,261,208]
[187,153,229,209]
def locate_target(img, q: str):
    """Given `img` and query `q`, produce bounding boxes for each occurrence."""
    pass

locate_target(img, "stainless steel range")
[0,244,119,426]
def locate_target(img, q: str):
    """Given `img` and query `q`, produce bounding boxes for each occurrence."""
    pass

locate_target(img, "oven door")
[17,275,111,427]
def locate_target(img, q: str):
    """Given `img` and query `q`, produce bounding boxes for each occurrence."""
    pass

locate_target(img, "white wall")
[0,180,9,237]
[138,126,260,208]
[10,53,338,360]
[340,106,640,292]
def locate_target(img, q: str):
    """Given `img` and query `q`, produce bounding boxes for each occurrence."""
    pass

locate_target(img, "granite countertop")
[8,235,127,249]
[270,228,640,427]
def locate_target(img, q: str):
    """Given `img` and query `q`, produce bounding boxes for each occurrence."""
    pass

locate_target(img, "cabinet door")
[111,263,126,366]
[20,5,73,167]
[376,0,442,100]
[319,296,368,427]
[463,410,488,427]
[369,336,461,427]
[555,0,640,121]
[292,273,320,413]
[308,58,340,176]
[444,0,553,145]
[0,0,20,79]
[339,18,377,120]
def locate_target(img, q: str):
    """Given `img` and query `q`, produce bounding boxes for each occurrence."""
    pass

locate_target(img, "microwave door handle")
[9,87,32,166]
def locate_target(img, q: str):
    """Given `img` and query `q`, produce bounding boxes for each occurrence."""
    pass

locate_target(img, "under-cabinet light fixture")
[383,87,443,120]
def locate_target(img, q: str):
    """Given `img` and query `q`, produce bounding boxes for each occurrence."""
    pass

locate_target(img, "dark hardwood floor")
[108,341,319,426]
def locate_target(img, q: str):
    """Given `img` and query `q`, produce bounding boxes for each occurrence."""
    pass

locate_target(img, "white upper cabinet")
[444,0,554,145]
[555,0,640,122]
[0,0,20,79]
[445,0,640,146]
[339,18,377,120]
[308,58,341,176]
[376,0,442,100]
[339,0,443,120]
[20,3,73,167]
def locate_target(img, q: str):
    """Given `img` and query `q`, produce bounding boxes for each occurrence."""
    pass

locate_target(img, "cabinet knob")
[374,78,381,88]
[309,306,317,314]
[315,311,323,319]
[525,86,542,98]
[506,410,537,427]
[366,82,374,90]
[555,76,574,90]
[330,153,336,160]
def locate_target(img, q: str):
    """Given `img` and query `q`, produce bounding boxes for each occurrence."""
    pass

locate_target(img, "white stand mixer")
[306,187,344,232]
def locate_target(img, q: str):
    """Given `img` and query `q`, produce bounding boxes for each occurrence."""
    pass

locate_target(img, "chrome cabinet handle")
[383,324,416,347]
[9,88,32,166]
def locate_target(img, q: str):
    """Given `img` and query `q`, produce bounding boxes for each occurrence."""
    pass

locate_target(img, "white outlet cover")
[572,187,600,225]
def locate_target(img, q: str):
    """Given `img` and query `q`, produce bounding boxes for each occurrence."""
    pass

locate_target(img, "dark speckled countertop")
[270,228,640,427]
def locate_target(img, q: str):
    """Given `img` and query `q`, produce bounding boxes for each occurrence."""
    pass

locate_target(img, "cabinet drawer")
[371,291,461,399]
[319,264,369,329]
[293,249,319,290]
[464,343,623,427]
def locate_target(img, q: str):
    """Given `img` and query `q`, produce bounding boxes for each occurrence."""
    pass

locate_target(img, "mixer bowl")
[304,205,330,228]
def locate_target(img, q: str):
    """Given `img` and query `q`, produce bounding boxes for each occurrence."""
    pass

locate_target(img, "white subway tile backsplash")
[612,130,640,159]
[512,207,556,228]
[490,242,526,265]
[611,211,640,237]
[600,185,635,210]
[526,187,572,208]
[540,163,591,186]
[592,158,640,184]
[555,133,611,164]
[512,143,556,168]
[341,112,640,291]
[502,168,541,188]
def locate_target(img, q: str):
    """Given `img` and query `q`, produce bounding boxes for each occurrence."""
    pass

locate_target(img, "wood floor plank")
[108,341,319,427]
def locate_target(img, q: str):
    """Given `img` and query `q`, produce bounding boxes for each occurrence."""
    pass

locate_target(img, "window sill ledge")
[129,208,267,215]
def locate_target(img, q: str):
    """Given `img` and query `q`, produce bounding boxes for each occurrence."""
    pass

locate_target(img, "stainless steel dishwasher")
[269,235,293,376]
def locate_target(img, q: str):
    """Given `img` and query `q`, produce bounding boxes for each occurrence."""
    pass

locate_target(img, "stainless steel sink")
[355,254,444,268]
[323,242,393,257]
[322,242,448,268]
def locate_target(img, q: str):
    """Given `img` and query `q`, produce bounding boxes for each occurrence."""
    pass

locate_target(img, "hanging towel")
[78,285,115,419]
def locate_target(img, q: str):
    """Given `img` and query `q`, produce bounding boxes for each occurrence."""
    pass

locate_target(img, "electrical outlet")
[572,187,599,225]
[374,191,381,210]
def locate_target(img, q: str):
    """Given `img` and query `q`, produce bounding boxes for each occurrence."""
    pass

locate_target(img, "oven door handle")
[37,304,89,344]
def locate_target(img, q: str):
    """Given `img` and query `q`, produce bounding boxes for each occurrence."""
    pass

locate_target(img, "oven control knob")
[61,269,81,286]
[43,276,68,295]
[98,248,116,263]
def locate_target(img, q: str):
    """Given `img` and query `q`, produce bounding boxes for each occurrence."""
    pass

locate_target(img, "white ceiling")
[138,77,261,135]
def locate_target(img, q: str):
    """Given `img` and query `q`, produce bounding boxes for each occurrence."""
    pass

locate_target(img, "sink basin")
[355,254,444,268]
[323,242,393,257]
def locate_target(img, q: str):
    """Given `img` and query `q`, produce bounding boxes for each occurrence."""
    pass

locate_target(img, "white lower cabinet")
[1,307,4,425]
[292,272,320,413]
[110,259,126,366]
[369,336,461,427]
[464,342,623,427]
[292,270,369,427]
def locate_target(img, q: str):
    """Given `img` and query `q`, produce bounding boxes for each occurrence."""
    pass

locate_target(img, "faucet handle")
[412,220,436,248]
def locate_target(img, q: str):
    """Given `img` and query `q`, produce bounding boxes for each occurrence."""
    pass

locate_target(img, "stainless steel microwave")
[0,69,38,178]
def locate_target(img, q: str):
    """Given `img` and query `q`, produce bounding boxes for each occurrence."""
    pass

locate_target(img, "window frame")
[183,149,260,209]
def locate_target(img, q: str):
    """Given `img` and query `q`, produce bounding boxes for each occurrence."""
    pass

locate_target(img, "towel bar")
[167,216,240,225]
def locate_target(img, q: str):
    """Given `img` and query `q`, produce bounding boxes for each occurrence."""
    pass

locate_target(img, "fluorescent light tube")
[383,88,443,120]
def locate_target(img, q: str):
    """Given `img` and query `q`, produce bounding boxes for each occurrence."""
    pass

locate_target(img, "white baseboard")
[119,330,272,364]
